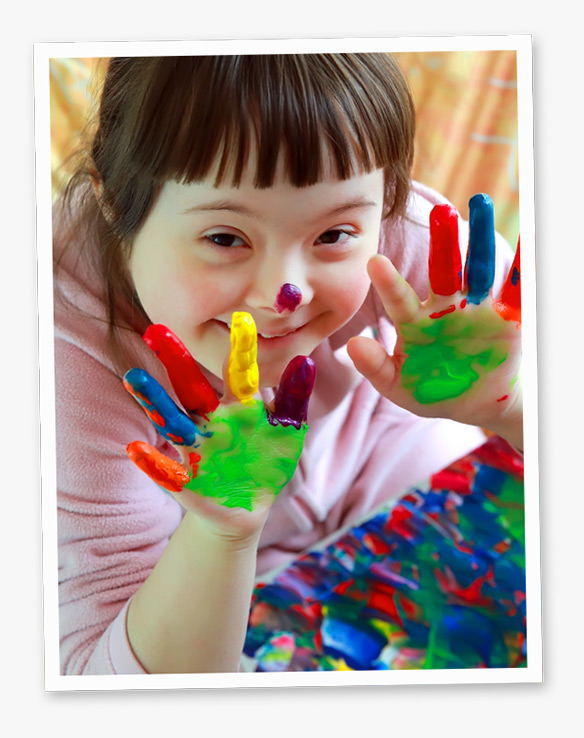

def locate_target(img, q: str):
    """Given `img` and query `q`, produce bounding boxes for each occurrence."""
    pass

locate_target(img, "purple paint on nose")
[275,283,302,313]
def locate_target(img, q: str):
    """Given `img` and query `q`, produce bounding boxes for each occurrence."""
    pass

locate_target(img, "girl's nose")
[275,283,302,313]
[245,258,313,314]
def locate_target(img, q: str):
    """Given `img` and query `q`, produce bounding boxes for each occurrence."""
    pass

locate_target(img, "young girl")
[53,53,522,675]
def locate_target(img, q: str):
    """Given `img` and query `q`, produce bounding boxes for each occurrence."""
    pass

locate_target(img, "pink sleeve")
[56,336,184,675]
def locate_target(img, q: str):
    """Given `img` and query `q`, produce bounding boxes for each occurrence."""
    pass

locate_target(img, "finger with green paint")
[347,194,523,449]
[124,313,316,512]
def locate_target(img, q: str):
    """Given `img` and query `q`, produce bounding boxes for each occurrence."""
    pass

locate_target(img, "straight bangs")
[115,55,414,216]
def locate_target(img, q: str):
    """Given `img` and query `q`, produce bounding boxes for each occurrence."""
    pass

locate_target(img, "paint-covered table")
[243,435,526,671]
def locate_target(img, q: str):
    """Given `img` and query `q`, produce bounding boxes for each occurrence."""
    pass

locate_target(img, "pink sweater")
[54,182,513,674]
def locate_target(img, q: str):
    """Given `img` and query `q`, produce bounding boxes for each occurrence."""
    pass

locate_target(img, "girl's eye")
[204,233,246,248]
[316,229,355,245]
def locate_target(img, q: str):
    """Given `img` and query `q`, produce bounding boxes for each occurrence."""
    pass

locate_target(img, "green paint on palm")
[184,400,307,511]
[400,311,508,404]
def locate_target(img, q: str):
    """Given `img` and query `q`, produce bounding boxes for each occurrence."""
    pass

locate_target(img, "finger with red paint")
[143,324,219,419]
[493,238,521,323]
[428,203,462,297]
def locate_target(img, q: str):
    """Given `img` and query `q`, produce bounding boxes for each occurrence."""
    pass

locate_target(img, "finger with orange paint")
[126,440,190,493]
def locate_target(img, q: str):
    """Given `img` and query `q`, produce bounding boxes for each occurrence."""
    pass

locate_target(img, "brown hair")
[56,53,416,365]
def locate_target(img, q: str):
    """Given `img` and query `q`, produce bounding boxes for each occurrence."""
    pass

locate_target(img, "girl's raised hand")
[348,194,522,439]
[123,314,315,542]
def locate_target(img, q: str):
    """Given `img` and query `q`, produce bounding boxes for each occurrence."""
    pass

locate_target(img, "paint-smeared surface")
[244,435,526,671]
[276,283,302,313]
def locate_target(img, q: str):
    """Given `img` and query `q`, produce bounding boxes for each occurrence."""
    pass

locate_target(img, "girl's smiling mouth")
[214,318,306,343]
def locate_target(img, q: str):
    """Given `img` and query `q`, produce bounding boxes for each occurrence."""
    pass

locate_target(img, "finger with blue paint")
[123,367,201,446]
[465,193,496,304]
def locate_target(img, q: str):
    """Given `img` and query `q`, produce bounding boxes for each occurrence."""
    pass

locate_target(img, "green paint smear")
[400,311,508,404]
[184,400,307,511]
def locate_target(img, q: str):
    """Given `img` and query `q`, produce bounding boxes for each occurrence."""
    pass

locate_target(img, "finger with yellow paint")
[227,312,259,404]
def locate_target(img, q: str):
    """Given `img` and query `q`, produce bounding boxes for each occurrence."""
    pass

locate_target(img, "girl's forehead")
[167,166,385,221]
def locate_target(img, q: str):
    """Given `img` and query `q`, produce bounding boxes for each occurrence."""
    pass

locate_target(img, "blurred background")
[49,50,519,247]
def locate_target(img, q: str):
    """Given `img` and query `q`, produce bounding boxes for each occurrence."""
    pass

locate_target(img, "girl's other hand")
[123,313,316,544]
[348,194,522,446]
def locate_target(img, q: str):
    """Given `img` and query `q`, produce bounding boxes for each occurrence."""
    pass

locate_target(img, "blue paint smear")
[321,617,386,669]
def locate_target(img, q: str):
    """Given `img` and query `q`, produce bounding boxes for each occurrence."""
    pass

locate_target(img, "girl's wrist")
[483,386,524,452]
[182,509,265,553]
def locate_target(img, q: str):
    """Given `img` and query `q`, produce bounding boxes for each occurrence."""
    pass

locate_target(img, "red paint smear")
[496,394,509,402]
[430,304,456,319]
[143,405,166,428]
[428,204,462,295]
[123,381,152,407]
[493,539,512,554]
[434,566,494,607]
[367,583,405,627]
[453,540,474,555]
[143,324,219,416]
[334,579,354,596]
[396,592,418,620]
[475,438,524,477]
[363,532,393,556]
[387,504,415,539]
[460,298,467,309]
[431,469,472,495]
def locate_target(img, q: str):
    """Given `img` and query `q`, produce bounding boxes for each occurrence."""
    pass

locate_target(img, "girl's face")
[129,158,385,388]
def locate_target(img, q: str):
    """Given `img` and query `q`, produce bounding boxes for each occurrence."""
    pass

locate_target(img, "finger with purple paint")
[465,194,496,304]
[268,355,316,429]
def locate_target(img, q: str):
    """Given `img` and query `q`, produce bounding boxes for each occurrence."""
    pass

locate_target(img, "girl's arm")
[126,509,264,674]
[121,313,314,673]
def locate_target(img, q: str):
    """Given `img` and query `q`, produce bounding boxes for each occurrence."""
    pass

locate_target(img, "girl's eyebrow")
[180,197,379,220]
